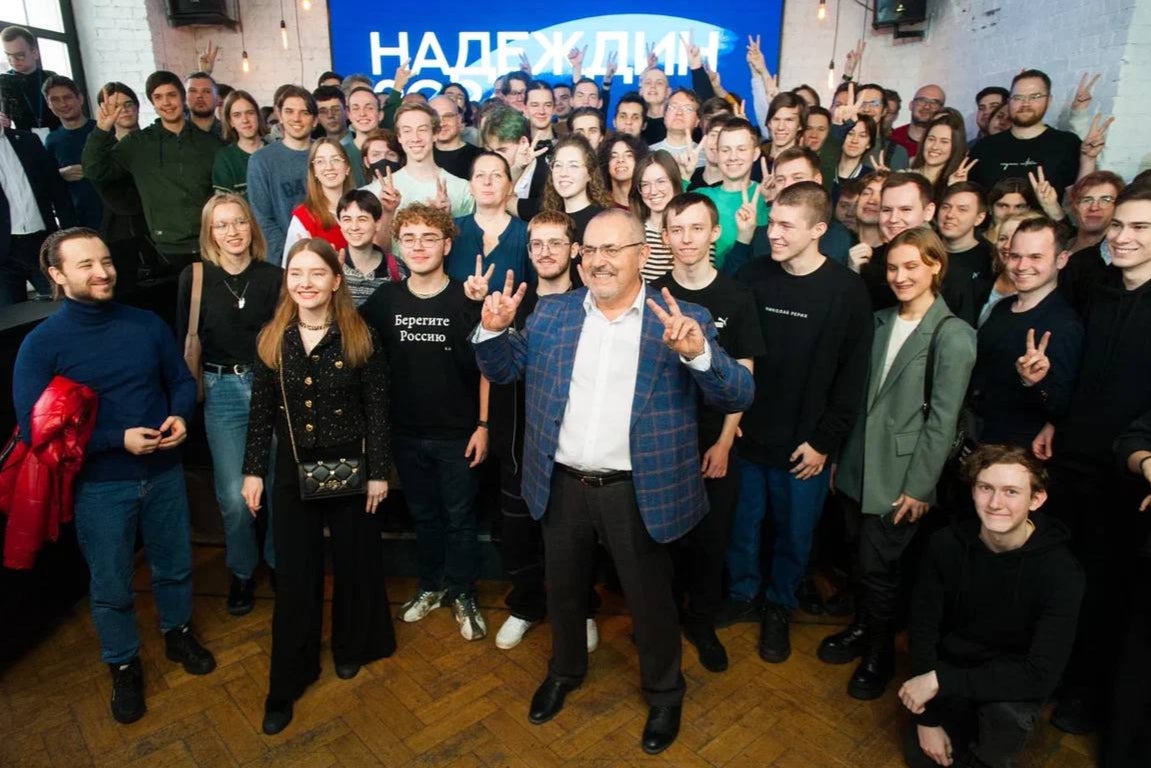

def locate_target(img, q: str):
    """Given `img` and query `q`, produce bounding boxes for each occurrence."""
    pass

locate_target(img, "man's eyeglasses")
[528,239,571,254]
[1010,93,1048,103]
[667,104,697,114]
[859,99,883,109]
[1078,195,1116,207]
[317,106,344,117]
[912,97,944,108]
[579,241,644,259]
[399,234,445,248]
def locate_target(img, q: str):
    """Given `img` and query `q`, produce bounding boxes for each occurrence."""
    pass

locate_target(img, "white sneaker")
[495,616,536,650]
[452,594,487,641]
[398,589,446,623]
[586,618,599,653]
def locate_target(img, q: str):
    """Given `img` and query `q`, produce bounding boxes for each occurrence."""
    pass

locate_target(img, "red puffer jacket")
[0,376,99,569]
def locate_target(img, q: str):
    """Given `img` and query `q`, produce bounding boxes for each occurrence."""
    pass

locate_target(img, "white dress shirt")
[554,287,647,471]
[0,132,46,234]
[474,284,714,474]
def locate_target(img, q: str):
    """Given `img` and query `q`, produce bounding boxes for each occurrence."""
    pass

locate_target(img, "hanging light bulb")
[818,0,827,21]
[242,51,250,73]
[280,20,289,49]
[827,58,835,89]
[301,0,312,10]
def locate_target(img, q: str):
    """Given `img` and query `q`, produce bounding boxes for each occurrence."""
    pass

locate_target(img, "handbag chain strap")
[277,358,302,464]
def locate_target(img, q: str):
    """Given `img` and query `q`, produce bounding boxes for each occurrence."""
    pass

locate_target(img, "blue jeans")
[203,370,275,579]
[392,435,479,599]
[725,458,830,609]
[73,464,194,664]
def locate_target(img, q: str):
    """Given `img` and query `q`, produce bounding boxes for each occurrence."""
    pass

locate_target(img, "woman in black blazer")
[242,238,394,736]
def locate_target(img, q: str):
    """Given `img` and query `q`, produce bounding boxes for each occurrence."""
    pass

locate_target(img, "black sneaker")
[164,625,217,675]
[714,598,759,628]
[684,624,729,673]
[796,576,825,615]
[823,588,855,617]
[227,575,255,616]
[109,657,145,724]
[758,603,791,663]
[1050,694,1097,735]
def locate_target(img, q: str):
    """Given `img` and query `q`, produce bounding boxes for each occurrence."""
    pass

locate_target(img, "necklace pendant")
[237,297,245,309]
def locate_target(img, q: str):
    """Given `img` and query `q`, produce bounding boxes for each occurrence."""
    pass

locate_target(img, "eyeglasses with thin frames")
[579,241,644,259]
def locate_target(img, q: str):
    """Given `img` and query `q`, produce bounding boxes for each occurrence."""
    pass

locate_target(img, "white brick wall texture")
[71,0,1147,178]
[777,0,1147,179]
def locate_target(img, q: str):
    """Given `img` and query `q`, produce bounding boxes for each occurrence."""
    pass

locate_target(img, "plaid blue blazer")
[474,287,755,543]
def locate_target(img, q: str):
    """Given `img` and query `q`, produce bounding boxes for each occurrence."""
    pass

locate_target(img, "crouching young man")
[899,444,1084,768]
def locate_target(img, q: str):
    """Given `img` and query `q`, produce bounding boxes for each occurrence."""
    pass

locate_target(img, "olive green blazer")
[835,296,977,515]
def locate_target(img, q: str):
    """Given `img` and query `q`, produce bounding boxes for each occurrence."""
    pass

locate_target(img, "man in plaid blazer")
[473,209,754,754]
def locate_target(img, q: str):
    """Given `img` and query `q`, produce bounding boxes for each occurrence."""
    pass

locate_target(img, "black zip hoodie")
[1057,268,1151,468]
[909,512,1084,725]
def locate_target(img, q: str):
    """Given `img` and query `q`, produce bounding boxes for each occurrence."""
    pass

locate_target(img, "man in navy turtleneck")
[12,228,214,725]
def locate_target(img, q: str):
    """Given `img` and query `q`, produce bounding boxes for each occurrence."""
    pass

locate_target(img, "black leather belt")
[203,362,252,375]
[556,463,633,487]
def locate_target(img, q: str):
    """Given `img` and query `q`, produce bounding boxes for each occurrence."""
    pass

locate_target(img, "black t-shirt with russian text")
[735,257,874,466]
[359,279,482,439]
[652,271,766,446]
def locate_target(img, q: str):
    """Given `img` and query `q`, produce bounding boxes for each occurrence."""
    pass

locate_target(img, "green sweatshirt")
[82,119,222,256]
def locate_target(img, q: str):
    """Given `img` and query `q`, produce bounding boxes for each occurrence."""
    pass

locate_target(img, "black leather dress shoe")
[528,678,578,724]
[642,704,682,754]
[817,623,868,665]
[335,663,361,680]
[847,651,893,700]
[262,700,294,735]
[685,624,729,673]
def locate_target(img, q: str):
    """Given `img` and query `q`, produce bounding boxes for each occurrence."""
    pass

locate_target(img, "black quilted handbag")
[279,364,365,501]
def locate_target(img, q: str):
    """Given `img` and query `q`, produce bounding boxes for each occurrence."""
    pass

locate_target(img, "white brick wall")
[144,0,333,109]
[73,0,333,123]
[778,0,1147,179]
[74,0,159,123]
[72,0,1147,178]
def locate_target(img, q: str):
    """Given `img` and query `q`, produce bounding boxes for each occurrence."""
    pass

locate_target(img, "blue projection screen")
[327,2,784,118]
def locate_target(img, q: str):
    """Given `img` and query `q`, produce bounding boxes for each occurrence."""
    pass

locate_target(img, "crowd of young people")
[5,21,1151,765]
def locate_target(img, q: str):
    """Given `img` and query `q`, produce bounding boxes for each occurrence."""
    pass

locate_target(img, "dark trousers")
[902,699,1042,768]
[494,446,546,620]
[268,439,395,705]
[542,469,684,705]
[843,496,922,648]
[1103,558,1151,767]
[392,434,479,599]
[674,447,739,627]
[1044,460,1140,708]
[0,231,50,306]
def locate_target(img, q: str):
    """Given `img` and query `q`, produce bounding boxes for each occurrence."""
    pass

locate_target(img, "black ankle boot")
[847,644,894,700]
[817,622,869,665]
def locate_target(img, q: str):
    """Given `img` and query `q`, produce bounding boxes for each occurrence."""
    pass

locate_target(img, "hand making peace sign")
[464,254,496,302]
[646,288,706,360]
[1016,328,1052,387]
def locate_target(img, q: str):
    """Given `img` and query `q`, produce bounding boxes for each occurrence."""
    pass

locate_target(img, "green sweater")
[212,141,261,198]
[82,119,222,256]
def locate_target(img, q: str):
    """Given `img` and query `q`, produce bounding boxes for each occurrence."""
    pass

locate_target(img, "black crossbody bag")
[278,363,365,500]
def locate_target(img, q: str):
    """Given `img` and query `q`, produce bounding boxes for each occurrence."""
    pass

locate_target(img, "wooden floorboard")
[0,545,1098,766]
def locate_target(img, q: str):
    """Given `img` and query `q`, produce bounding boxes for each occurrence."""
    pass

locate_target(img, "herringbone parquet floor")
[0,547,1096,767]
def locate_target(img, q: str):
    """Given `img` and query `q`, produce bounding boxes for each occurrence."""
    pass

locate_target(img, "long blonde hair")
[199,193,268,266]
[303,138,354,230]
[256,238,374,369]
